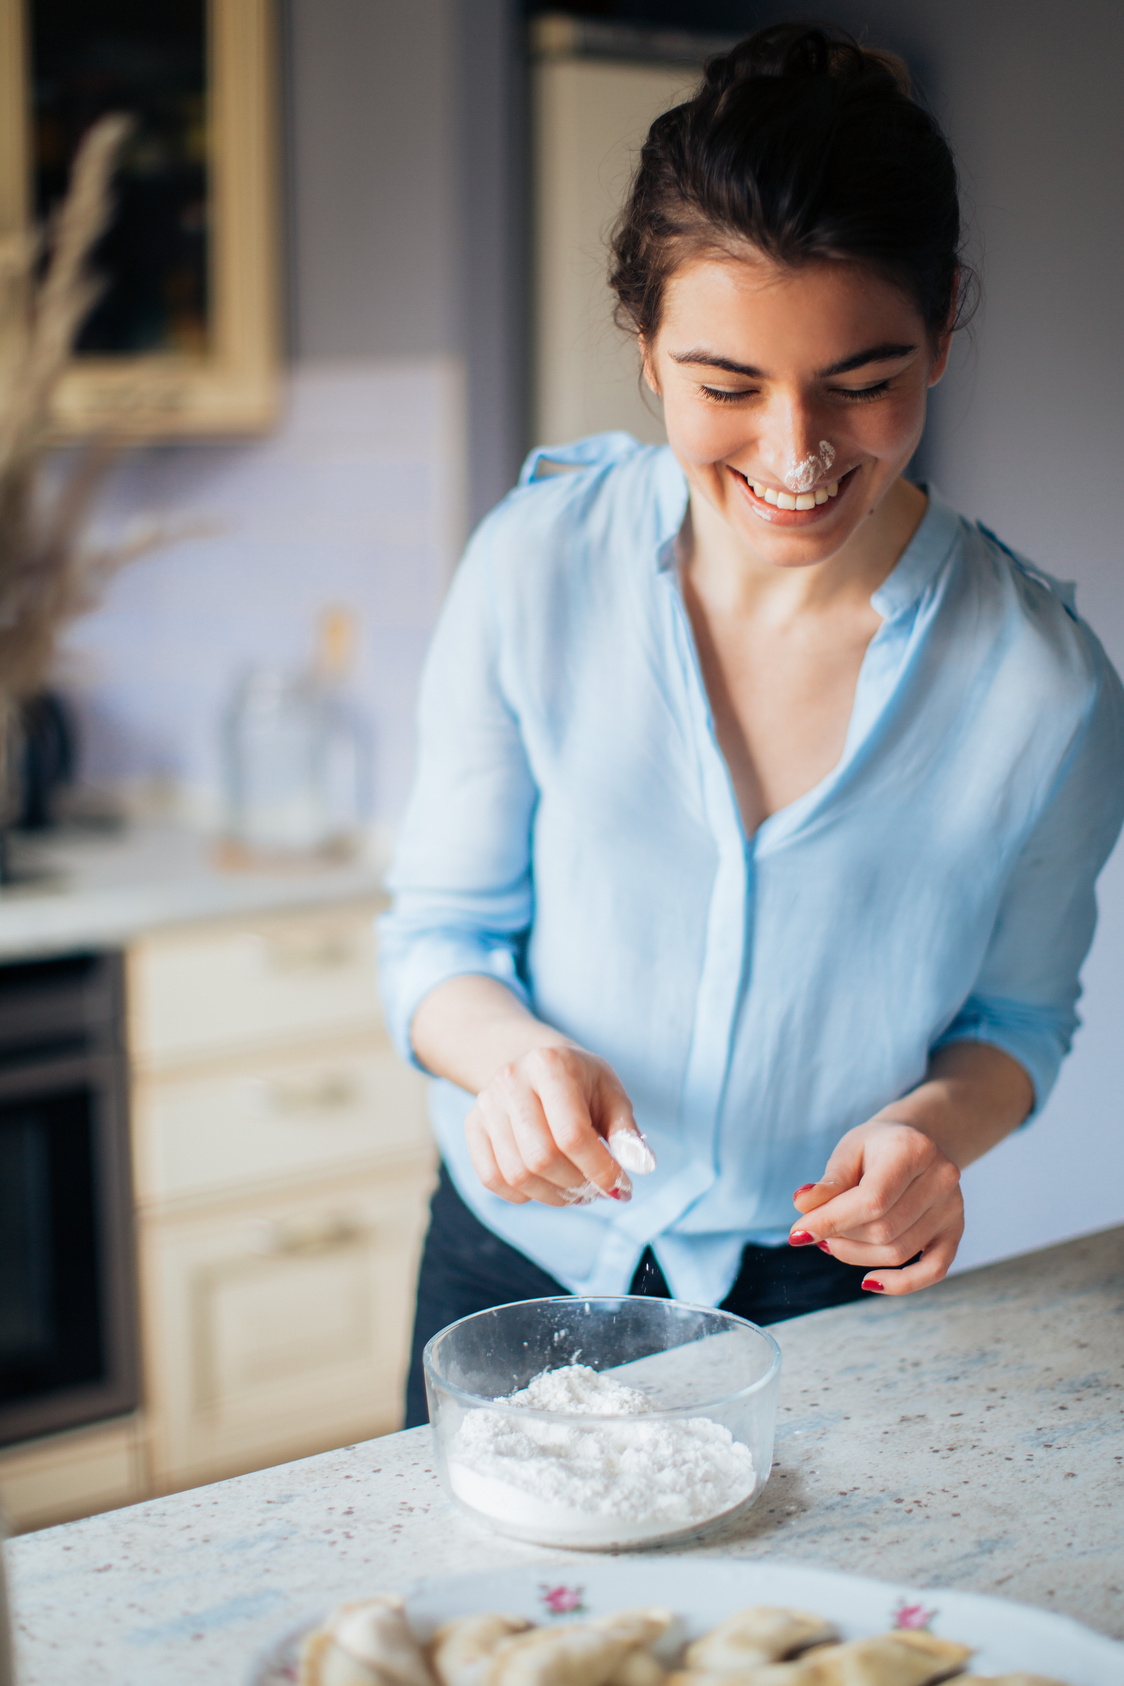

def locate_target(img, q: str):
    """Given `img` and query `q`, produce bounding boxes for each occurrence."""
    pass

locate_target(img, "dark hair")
[609,22,971,346]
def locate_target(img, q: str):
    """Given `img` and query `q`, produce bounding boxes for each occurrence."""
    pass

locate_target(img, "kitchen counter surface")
[0,821,386,958]
[6,1225,1123,1684]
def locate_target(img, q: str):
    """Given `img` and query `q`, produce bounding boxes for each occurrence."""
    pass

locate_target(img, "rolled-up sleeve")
[933,642,1124,1111]
[378,519,538,1067]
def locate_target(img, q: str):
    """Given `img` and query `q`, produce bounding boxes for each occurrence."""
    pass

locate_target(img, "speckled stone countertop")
[0,821,386,958]
[6,1226,1122,1684]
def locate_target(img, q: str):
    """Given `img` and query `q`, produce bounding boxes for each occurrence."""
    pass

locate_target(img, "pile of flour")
[446,1362,756,1548]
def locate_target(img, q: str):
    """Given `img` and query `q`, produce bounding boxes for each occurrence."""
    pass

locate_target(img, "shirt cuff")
[376,923,532,1070]
[931,999,1070,1121]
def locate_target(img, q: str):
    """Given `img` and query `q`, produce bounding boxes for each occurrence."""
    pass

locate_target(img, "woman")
[381,24,1124,1427]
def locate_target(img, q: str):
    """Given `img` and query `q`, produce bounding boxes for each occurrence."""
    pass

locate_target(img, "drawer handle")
[256,931,363,973]
[252,1211,367,1256]
[265,1073,362,1116]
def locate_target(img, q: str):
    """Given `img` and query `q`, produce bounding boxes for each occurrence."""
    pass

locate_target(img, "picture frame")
[0,0,280,439]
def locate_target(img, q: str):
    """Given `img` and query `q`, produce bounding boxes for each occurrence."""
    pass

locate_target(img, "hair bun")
[703,22,911,100]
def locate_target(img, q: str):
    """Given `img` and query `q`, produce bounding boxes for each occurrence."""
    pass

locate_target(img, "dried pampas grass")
[0,113,162,708]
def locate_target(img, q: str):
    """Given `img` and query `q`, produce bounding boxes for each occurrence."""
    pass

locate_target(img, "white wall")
[63,361,463,833]
[908,1,1124,1269]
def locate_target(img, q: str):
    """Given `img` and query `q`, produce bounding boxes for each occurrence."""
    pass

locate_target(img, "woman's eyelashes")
[697,378,896,406]
[831,378,894,403]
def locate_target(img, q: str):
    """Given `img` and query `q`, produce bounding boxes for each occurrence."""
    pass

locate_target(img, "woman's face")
[643,250,950,569]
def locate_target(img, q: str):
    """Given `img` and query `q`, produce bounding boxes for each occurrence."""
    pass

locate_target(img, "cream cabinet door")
[133,1034,431,1208]
[0,1417,147,1533]
[140,1160,433,1490]
[128,901,385,1067]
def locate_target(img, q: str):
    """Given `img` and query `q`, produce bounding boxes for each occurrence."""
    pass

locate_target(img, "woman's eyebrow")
[820,342,919,375]
[670,342,919,378]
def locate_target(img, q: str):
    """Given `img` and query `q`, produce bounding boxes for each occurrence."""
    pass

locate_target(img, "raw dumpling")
[820,1631,974,1686]
[430,1616,533,1686]
[485,1622,651,1686]
[606,1651,667,1686]
[300,1595,437,1686]
[955,1678,1070,1685]
[670,1631,971,1686]
[597,1609,676,1686]
[685,1608,838,1669]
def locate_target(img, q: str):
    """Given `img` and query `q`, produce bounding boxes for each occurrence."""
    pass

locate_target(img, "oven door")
[0,1051,137,1446]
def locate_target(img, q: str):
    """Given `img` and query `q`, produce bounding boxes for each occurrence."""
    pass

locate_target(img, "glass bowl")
[423,1294,781,1550]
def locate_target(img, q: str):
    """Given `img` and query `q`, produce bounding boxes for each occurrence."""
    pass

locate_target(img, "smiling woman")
[379,23,1124,1429]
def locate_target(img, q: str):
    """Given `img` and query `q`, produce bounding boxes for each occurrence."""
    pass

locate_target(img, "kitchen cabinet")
[0,1417,146,1533]
[130,898,434,1494]
[138,1159,429,1488]
[0,889,435,1528]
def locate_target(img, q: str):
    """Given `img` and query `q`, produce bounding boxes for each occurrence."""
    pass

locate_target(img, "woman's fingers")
[464,1105,532,1204]
[467,1045,635,1206]
[529,1048,632,1196]
[817,1185,962,1270]
[821,1160,956,1248]
[858,1220,963,1296]
[790,1122,943,1244]
[788,1120,966,1295]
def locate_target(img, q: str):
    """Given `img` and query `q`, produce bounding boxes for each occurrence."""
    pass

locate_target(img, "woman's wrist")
[869,1041,1033,1169]
[410,974,577,1095]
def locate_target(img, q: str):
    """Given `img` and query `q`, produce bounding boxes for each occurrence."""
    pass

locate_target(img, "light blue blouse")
[379,433,1124,1305]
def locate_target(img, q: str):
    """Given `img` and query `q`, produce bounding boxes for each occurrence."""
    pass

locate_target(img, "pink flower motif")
[893,1602,937,1631]
[539,1584,586,1616]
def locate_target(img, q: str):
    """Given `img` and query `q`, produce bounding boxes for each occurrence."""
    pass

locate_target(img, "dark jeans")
[404,1162,869,1427]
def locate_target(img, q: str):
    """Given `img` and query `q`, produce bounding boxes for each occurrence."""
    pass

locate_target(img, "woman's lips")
[729,464,859,524]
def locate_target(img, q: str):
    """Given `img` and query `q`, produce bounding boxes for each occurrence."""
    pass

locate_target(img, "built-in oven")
[0,952,137,1447]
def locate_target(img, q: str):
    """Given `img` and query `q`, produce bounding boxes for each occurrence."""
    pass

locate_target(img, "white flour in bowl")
[445,1363,756,1548]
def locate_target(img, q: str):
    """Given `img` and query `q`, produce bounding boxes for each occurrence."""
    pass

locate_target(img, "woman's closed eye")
[700,383,758,404]
[699,377,897,406]
[830,378,895,402]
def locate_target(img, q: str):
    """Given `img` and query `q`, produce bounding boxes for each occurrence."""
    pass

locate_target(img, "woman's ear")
[927,271,960,387]
[639,336,662,398]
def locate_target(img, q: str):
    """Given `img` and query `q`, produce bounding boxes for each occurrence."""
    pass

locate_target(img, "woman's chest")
[684,587,882,836]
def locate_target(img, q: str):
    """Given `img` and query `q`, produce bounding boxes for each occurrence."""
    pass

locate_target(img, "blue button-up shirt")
[379,433,1124,1305]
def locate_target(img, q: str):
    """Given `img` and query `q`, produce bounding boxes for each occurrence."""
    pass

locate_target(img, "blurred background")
[0,0,1122,1531]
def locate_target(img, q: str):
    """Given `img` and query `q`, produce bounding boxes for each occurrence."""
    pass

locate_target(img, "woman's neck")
[683,474,929,619]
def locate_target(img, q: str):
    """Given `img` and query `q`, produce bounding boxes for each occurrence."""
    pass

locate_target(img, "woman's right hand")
[464,1043,652,1206]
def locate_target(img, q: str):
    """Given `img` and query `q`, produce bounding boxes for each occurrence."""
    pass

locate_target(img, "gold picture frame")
[0,0,280,439]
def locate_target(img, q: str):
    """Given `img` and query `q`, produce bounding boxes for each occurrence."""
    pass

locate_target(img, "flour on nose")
[784,439,836,493]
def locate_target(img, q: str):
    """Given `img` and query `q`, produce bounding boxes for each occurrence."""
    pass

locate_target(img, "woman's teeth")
[752,479,840,509]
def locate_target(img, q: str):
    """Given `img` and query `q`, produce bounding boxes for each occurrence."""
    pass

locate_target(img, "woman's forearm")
[871,1040,1034,1168]
[410,975,575,1094]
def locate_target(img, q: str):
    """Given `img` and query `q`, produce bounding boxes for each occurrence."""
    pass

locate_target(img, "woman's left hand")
[789,1119,964,1294]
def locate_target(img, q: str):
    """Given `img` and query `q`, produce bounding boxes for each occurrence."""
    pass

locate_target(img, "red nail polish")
[795,1184,816,1196]
[862,1278,885,1292]
[789,1230,815,1246]
[816,1240,832,1254]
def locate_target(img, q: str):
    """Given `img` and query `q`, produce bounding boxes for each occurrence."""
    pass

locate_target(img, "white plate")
[251,1556,1124,1685]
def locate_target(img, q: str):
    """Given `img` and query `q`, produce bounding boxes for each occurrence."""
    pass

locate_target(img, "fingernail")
[794,1184,816,1196]
[608,1128,657,1176]
[816,1240,832,1254]
[862,1278,884,1292]
[789,1230,815,1247]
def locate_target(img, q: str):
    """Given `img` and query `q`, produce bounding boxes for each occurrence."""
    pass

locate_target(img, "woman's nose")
[758,405,834,491]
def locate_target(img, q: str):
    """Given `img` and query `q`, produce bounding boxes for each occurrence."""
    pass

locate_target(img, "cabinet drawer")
[140,1163,433,1489]
[0,1417,147,1533]
[128,902,384,1065]
[134,1037,432,1206]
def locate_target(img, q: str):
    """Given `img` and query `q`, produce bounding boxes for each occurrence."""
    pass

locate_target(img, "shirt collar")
[871,486,963,618]
[653,450,962,612]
